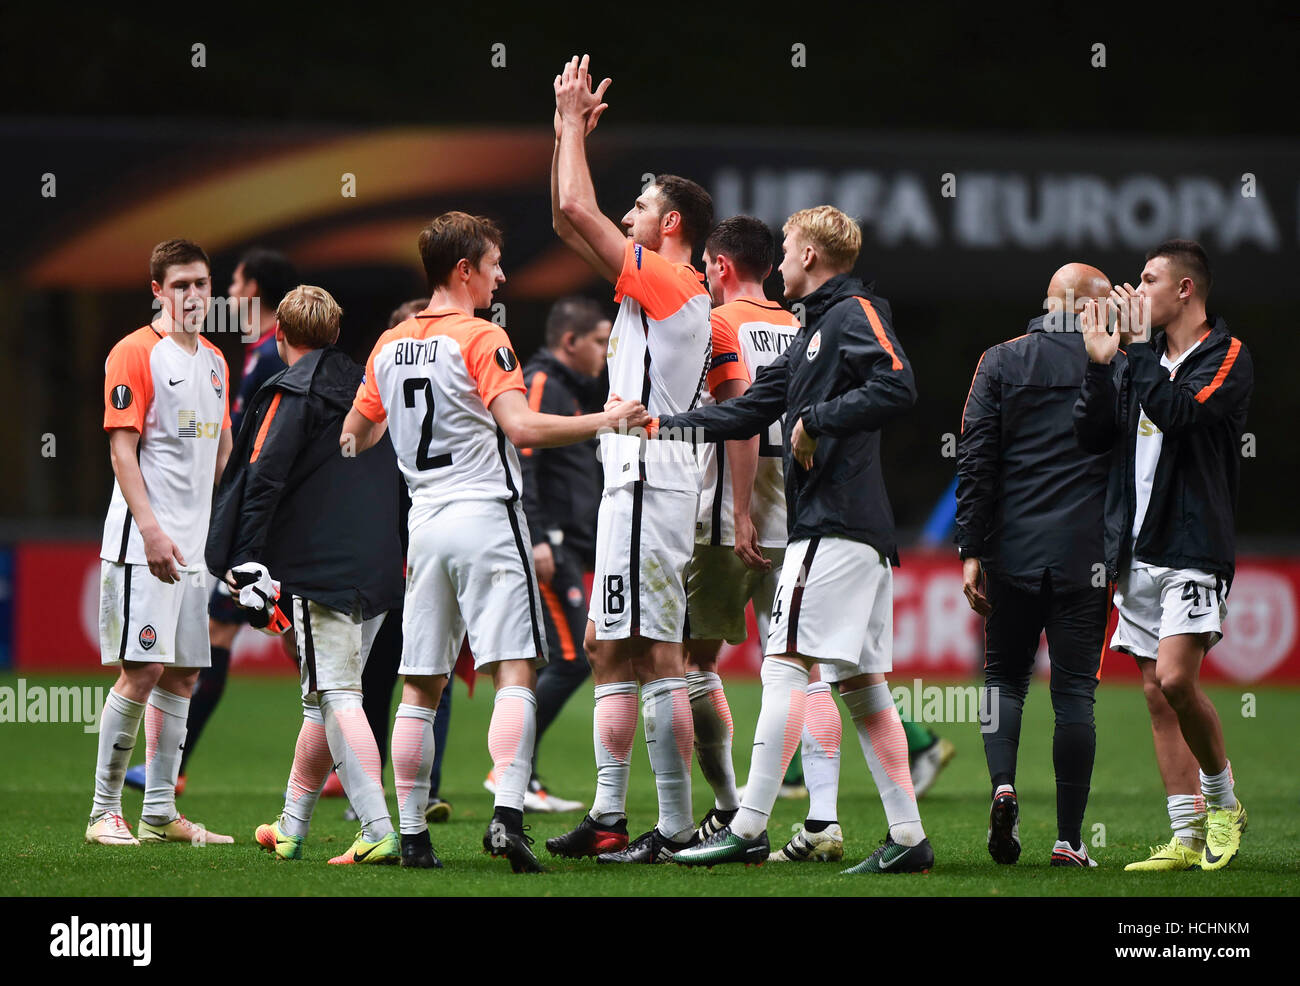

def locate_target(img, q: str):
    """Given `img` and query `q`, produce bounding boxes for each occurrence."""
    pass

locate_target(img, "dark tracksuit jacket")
[1073,317,1253,585]
[519,349,602,668]
[660,274,915,564]
[955,313,1113,696]
[520,349,603,568]
[205,345,403,619]
[955,313,1111,591]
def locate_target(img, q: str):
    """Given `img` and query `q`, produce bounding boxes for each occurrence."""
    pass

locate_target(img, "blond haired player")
[86,239,234,847]
[545,55,717,864]
[342,212,648,872]
[665,207,932,873]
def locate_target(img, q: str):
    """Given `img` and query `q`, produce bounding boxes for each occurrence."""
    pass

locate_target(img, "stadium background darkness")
[1,6,1297,545]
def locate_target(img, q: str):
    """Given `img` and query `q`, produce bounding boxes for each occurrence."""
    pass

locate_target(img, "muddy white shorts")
[590,482,697,642]
[99,561,211,668]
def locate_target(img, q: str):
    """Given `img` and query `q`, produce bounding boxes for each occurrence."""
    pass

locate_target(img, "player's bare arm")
[554,54,625,282]
[490,388,648,449]
[214,426,232,486]
[551,82,613,280]
[107,427,184,583]
[713,377,768,572]
[340,406,388,455]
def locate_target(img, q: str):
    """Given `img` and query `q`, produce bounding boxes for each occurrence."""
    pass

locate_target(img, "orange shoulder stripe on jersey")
[857,298,903,370]
[250,392,282,464]
[1194,337,1242,404]
[959,352,987,436]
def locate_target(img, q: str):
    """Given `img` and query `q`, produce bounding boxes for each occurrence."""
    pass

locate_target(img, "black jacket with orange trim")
[955,314,1111,591]
[658,274,915,562]
[519,349,604,566]
[1073,316,1252,583]
[206,345,404,618]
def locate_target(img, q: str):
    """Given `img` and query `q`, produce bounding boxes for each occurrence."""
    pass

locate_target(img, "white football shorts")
[99,561,211,668]
[1110,563,1228,660]
[291,597,386,699]
[590,482,698,642]
[765,536,893,681]
[400,499,548,676]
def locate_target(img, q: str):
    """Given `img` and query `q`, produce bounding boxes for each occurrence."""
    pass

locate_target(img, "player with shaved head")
[955,262,1115,867]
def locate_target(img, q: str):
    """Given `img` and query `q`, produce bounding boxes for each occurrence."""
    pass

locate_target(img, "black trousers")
[981,572,1109,845]
[533,544,592,776]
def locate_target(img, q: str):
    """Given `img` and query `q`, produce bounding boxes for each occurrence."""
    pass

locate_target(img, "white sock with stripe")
[641,676,695,842]
[391,703,436,836]
[91,689,145,819]
[802,681,842,823]
[141,687,189,825]
[488,686,537,813]
[590,681,637,826]
[280,701,331,839]
[320,689,392,841]
[686,670,739,812]
[733,658,809,839]
[842,682,925,846]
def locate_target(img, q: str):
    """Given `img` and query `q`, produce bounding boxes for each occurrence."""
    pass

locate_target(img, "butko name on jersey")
[353,308,527,530]
[602,240,711,493]
[695,298,798,548]
[100,325,231,568]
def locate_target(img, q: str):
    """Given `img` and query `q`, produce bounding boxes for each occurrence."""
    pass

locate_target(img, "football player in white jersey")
[86,239,235,847]
[684,216,799,841]
[545,55,717,863]
[342,212,648,872]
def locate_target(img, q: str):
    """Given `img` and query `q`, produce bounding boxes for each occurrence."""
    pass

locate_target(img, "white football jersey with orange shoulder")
[602,240,712,493]
[100,324,231,567]
[695,298,799,548]
[353,307,527,531]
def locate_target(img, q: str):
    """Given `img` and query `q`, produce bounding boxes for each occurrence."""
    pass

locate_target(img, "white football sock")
[842,682,925,846]
[686,670,739,812]
[391,703,436,836]
[141,687,189,825]
[591,681,637,826]
[1168,793,1207,848]
[642,676,695,842]
[1199,762,1237,811]
[320,690,392,841]
[488,686,537,813]
[733,658,809,839]
[802,681,842,822]
[91,689,145,819]
[280,701,331,839]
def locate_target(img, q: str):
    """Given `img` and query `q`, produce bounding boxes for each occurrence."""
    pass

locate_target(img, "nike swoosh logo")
[877,847,912,870]
[1188,610,1211,619]
[168,377,185,385]
[603,618,619,628]
[1203,845,1222,864]
[113,743,133,751]
[353,844,379,861]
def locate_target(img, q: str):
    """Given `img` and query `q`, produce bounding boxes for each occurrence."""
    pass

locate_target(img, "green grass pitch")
[1,672,1295,896]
